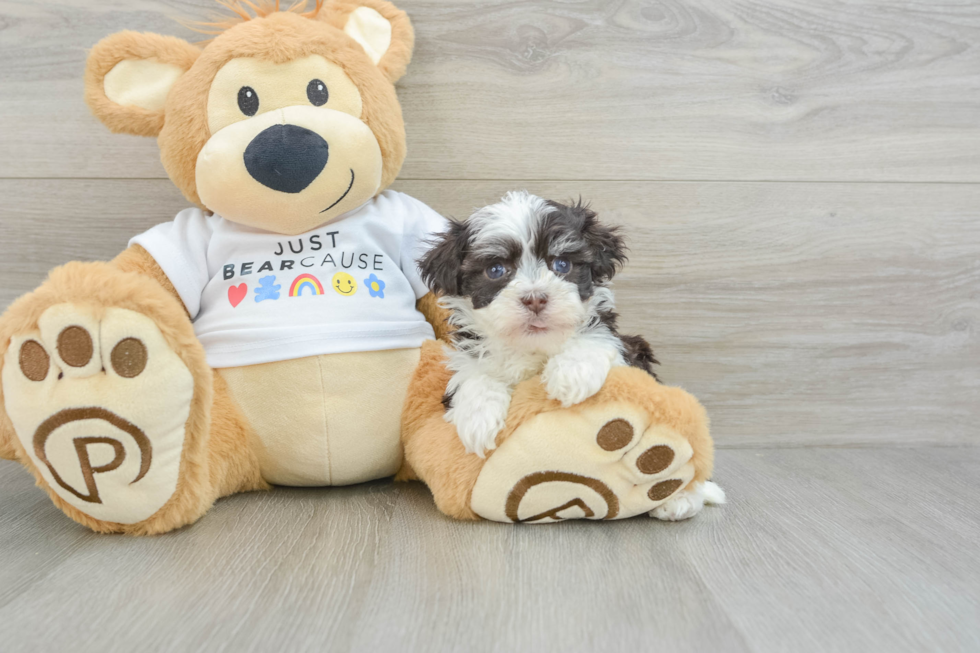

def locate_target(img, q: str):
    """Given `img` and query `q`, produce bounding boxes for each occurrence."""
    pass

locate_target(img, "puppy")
[418,191,658,458]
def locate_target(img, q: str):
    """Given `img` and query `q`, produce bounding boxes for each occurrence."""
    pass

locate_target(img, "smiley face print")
[332,272,357,296]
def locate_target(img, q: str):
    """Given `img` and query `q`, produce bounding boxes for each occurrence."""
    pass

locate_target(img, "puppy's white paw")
[543,351,611,407]
[700,480,727,505]
[649,481,726,521]
[445,379,511,457]
[448,404,509,457]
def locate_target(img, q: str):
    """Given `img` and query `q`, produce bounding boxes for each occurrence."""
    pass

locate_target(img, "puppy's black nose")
[521,295,548,314]
[244,124,328,194]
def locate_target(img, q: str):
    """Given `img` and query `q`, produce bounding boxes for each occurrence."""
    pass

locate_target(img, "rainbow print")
[289,273,324,297]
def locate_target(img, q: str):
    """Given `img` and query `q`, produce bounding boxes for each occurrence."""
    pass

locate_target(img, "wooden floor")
[1,0,978,651]
[3,447,979,652]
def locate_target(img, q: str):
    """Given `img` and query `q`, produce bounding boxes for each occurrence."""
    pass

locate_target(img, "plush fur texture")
[114,245,184,312]
[414,290,454,342]
[0,250,267,534]
[170,11,407,208]
[85,32,201,138]
[84,1,411,212]
[197,0,414,84]
[418,192,660,456]
[319,0,415,83]
[397,341,484,520]
[399,340,714,521]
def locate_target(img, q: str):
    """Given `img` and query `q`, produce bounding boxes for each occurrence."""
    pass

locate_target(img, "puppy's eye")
[238,86,259,116]
[486,263,507,280]
[307,79,329,106]
[551,258,572,274]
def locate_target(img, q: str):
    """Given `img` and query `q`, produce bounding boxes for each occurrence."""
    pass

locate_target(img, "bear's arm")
[416,292,453,343]
[112,244,189,318]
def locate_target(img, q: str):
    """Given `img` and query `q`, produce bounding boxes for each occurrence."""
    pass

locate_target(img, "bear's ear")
[323,0,415,83]
[85,31,200,137]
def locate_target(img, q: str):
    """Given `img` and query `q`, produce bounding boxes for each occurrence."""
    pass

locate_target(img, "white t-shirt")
[130,190,448,368]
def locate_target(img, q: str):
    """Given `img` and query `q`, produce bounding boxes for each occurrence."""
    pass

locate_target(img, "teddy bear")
[0,0,717,533]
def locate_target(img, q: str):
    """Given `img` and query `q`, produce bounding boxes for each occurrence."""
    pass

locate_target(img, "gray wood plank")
[1,446,978,652]
[2,0,979,181]
[1,178,977,447]
[679,446,980,653]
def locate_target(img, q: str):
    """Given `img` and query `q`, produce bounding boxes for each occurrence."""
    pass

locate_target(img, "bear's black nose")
[243,124,329,194]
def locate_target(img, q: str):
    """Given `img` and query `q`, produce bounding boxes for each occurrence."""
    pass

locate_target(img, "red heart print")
[228,283,248,307]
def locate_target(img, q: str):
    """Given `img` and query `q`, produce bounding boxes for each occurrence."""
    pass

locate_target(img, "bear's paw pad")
[469,402,695,523]
[2,305,194,524]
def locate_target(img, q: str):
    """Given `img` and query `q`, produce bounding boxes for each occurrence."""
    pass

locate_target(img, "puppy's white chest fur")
[480,347,551,386]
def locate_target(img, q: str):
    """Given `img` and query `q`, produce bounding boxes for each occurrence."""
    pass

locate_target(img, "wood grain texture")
[1,0,979,181]
[1,178,977,446]
[1,447,979,653]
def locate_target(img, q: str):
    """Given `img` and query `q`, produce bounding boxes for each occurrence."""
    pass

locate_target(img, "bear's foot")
[470,401,704,523]
[2,304,194,526]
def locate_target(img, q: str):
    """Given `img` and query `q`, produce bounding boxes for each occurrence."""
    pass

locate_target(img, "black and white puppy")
[418,191,659,457]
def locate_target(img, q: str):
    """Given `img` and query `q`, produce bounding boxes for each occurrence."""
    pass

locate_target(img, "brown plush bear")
[0,0,717,534]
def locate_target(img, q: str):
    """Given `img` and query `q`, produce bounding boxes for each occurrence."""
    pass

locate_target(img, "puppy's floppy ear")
[322,0,415,83]
[85,31,200,137]
[573,200,628,282]
[418,220,470,296]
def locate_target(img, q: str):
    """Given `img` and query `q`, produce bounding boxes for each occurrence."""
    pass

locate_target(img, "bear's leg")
[0,261,266,534]
[399,341,484,520]
[401,341,722,523]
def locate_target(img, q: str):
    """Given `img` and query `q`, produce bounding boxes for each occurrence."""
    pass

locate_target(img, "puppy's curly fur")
[418,191,659,456]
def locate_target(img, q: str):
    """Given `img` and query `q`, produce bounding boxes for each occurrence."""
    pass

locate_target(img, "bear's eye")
[238,86,259,116]
[307,79,329,106]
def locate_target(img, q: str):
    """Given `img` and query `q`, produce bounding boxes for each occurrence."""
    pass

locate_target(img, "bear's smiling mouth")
[320,168,356,214]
